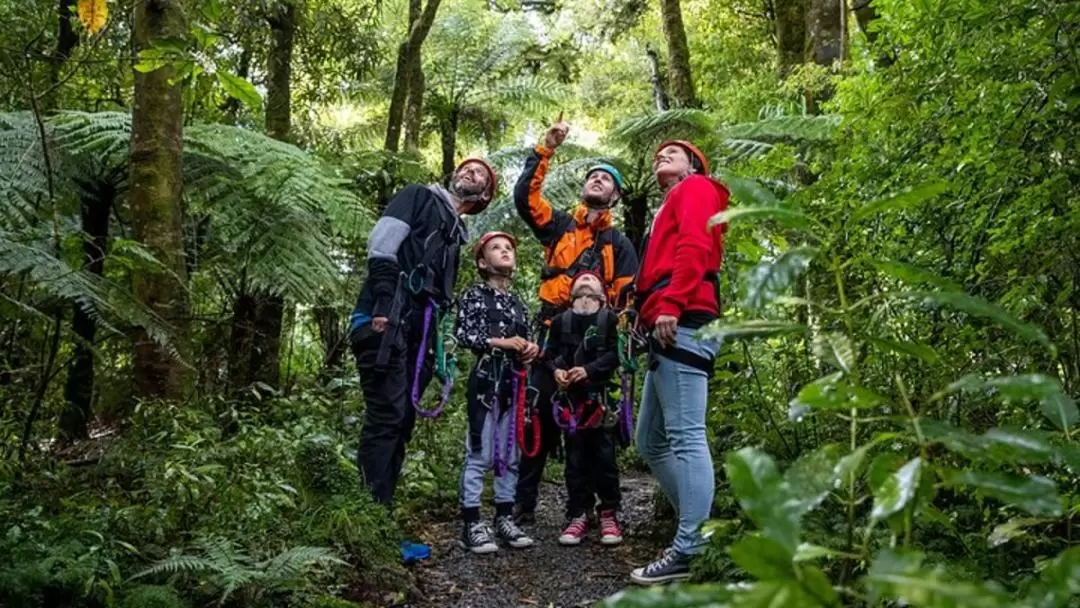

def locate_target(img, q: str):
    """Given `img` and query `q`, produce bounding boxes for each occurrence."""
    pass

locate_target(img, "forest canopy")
[1,0,1079,607]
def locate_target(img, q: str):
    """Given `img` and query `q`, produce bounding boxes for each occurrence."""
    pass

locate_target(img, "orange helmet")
[654,140,710,176]
[472,231,517,261]
[454,158,498,214]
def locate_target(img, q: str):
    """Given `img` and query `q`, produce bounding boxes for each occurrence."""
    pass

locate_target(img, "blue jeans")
[460,407,519,509]
[636,326,719,555]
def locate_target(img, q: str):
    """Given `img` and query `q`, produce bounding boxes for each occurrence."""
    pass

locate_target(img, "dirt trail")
[409,473,661,608]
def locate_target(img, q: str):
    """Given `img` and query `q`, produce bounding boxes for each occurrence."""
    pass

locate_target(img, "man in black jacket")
[349,158,497,508]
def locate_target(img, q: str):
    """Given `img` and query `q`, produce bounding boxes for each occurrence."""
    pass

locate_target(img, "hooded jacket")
[514,145,638,316]
[635,174,729,328]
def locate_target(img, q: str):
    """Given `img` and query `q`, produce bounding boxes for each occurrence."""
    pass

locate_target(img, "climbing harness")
[516,374,542,459]
[552,390,608,436]
[410,298,458,418]
[491,366,528,477]
[615,308,645,444]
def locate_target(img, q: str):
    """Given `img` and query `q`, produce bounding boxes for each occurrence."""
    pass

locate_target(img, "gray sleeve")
[367,217,411,262]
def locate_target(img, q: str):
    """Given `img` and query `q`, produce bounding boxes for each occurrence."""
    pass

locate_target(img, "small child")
[544,271,624,546]
[454,231,539,554]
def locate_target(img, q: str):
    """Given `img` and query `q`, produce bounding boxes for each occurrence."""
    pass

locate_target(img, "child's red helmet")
[473,231,517,262]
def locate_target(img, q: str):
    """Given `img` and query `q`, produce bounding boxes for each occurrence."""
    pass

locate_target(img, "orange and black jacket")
[513,145,638,318]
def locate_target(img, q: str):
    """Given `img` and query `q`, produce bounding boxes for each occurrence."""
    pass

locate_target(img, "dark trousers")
[565,426,621,518]
[514,365,560,513]
[351,322,433,507]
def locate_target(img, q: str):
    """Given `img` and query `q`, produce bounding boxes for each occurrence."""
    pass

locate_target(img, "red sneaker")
[558,515,589,546]
[599,509,623,545]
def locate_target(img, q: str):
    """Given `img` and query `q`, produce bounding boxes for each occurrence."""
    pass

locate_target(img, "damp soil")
[405,472,663,608]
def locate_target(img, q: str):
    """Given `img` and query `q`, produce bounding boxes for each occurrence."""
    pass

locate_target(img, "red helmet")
[472,231,517,261]
[455,158,498,214]
[654,140,710,176]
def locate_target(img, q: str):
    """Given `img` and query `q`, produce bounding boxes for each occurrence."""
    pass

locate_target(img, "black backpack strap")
[540,227,611,281]
[408,189,464,305]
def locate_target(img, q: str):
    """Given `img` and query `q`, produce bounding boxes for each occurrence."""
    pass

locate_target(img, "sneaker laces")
[564,516,588,535]
[600,513,621,536]
[468,521,494,544]
[497,516,525,539]
[644,551,677,575]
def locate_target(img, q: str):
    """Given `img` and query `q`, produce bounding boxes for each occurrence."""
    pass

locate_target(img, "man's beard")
[451,178,487,203]
[581,189,616,209]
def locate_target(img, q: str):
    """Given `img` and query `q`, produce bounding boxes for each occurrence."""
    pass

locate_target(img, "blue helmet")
[585,163,627,193]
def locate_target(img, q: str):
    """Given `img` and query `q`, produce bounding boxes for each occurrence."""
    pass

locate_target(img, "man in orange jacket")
[629,141,728,585]
[511,118,639,532]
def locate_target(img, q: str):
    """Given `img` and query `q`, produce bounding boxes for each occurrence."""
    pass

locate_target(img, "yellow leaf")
[77,0,108,35]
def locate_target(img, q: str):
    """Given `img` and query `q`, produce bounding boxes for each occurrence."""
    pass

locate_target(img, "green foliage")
[119,585,186,608]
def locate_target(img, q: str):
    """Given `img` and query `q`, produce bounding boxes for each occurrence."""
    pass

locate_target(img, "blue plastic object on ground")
[400,540,431,564]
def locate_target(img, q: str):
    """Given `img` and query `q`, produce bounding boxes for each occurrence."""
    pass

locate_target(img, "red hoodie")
[636,174,729,328]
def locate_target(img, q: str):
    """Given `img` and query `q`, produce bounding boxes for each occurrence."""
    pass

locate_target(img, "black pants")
[351,322,433,507]
[514,364,561,513]
[565,426,621,518]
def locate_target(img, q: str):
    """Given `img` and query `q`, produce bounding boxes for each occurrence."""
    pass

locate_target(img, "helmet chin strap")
[450,180,491,205]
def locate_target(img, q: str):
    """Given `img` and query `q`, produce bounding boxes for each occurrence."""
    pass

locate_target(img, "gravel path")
[407,472,662,608]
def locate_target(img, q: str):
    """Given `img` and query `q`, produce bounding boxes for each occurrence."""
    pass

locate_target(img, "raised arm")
[513,119,572,246]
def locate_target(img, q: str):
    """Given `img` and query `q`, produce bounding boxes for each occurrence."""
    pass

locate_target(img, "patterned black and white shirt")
[454,283,531,353]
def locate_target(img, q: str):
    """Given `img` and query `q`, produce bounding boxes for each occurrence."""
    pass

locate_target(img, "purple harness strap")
[619,370,634,441]
[491,371,519,477]
[552,394,578,436]
[411,300,450,418]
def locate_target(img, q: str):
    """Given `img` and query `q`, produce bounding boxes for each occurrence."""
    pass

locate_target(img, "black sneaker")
[629,550,692,585]
[461,521,498,554]
[494,515,535,548]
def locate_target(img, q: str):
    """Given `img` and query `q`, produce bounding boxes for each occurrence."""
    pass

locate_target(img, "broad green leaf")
[728,535,795,579]
[789,374,885,420]
[794,543,841,562]
[872,260,963,291]
[868,338,941,365]
[603,584,736,607]
[731,581,824,608]
[987,517,1050,548]
[812,332,854,374]
[865,549,1012,607]
[725,448,800,552]
[1057,444,1080,472]
[897,292,1055,354]
[699,320,807,342]
[798,564,840,607]
[783,444,842,515]
[831,433,898,487]
[708,205,815,232]
[218,71,262,109]
[942,375,1078,431]
[1026,546,1080,606]
[718,170,781,206]
[943,469,1062,517]
[871,457,922,520]
[744,246,817,311]
[852,181,950,222]
[921,420,1056,465]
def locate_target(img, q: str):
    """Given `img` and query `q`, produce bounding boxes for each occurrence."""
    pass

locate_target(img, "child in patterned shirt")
[454,231,539,553]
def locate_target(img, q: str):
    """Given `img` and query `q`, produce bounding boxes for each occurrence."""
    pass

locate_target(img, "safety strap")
[540,228,611,281]
[633,270,720,312]
[491,367,524,478]
[411,299,457,418]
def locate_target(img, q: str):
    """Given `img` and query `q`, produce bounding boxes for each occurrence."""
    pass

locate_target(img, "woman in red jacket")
[629,141,729,585]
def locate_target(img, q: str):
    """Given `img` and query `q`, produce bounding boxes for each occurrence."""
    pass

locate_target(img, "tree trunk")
[806,0,844,67]
[659,0,697,108]
[403,55,425,152]
[645,44,670,111]
[440,107,459,184]
[774,0,807,76]
[385,0,443,152]
[237,0,296,392]
[60,181,114,441]
[403,0,425,153]
[314,307,347,382]
[46,0,80,108]
[129,0,190,401]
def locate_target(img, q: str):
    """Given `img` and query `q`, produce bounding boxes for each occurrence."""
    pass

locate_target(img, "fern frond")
[607,109,717,150]
[130,554,226,580]
[719,114,840,143]
[259,546,346,582]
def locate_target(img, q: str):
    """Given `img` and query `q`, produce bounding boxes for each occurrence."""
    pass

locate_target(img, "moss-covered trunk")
[659,0,697,108]
[129,0,190,401]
